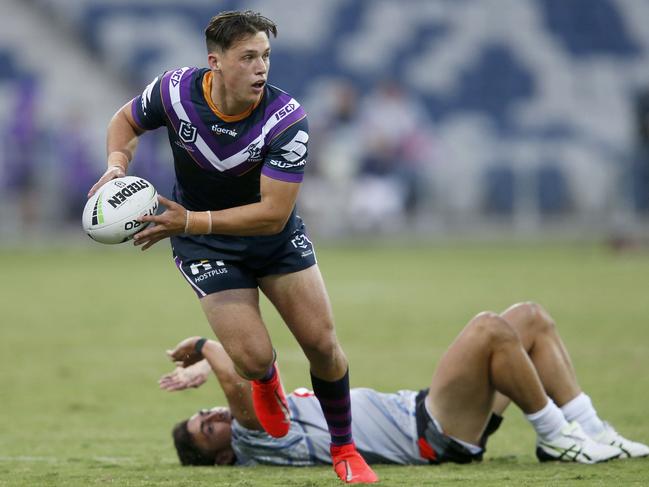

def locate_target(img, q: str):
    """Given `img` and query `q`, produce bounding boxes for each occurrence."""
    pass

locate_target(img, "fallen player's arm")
[201,340,263,431]
[159,360,211,391]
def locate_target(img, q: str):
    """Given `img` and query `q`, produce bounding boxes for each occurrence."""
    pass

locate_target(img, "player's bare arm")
[165,336,262,430]
[88,100,144,197]
[133,176,300,250]
[159,360,212,391]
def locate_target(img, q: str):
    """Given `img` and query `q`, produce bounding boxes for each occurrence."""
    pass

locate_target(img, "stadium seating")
[4,0,649,238]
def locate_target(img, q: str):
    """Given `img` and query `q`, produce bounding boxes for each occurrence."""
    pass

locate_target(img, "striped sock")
[311,369,353,446]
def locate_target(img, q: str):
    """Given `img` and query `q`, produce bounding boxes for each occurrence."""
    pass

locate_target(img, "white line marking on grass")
[91,456,134,464]
[0,456,59,462]
[0,456,134,464]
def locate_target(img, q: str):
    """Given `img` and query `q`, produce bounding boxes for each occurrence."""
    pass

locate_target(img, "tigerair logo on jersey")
[190,260,227,282]
[211,124,238,137]
[106,179,151,209]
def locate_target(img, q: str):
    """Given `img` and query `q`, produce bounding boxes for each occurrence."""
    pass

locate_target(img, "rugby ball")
[82,176,158,244]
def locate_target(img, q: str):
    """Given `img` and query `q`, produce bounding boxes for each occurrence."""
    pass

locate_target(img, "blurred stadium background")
[3,2,649,485]
[2,0,649,243]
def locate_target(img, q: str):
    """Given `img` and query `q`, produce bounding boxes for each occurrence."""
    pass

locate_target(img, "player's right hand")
[159,364,209,391]
[87,165,126,198]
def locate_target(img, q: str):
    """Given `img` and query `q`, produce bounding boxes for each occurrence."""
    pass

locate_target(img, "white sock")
[525,398,568,441]
[560,392,605,436]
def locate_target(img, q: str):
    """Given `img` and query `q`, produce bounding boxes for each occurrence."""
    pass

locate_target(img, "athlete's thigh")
[200,288,274,372]
[257,265,335,343]
[427,320,497,444]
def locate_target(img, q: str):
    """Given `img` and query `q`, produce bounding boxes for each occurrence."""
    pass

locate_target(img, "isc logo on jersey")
[274,102,296,122]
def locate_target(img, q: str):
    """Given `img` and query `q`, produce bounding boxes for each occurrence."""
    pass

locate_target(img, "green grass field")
[1,241,649,486]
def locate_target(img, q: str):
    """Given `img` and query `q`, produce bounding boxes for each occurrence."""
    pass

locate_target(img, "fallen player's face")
[220,31,270,106]
[187,407,233,459]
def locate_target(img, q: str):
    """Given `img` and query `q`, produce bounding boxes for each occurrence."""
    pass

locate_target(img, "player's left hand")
[133,195,186,250]
[159,362,210,391]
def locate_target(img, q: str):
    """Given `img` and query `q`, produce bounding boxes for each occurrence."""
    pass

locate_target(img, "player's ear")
[208,53,220,71]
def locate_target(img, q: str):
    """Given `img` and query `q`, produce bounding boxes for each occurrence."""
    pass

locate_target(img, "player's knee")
[521,301,556,336]
[470,311,518,345]
[231,348,275,380]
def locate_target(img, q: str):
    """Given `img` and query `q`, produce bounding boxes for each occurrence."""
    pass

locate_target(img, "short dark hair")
[205,10,277,52]
[172,420,216,466]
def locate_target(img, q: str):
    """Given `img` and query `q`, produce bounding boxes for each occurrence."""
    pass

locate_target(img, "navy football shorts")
[170,219,317,298]
[415,389,484,464]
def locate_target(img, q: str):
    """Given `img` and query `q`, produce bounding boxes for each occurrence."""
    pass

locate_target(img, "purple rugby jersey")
[131,67,309,213]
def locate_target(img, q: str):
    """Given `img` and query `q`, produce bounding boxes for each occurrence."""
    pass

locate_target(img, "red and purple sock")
[310,369,353,446]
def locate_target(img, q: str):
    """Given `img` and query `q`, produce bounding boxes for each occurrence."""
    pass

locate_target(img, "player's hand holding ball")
[133,195,188,250]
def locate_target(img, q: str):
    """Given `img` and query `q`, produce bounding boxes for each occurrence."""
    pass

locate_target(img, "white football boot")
[536,421,621,464]
[593,422,649,458]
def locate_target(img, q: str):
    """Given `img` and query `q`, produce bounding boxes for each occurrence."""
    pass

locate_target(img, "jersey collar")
[202,70,263,123]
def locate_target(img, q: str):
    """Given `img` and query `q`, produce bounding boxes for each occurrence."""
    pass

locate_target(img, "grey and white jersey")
[231,387,427,466]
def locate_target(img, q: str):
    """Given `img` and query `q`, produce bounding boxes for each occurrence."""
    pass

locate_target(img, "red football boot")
[331,442,379,484]
[251,363,290,438]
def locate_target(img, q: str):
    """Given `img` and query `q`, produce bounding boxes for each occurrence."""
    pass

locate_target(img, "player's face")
[214,31,270,107]
[187,407,234,464]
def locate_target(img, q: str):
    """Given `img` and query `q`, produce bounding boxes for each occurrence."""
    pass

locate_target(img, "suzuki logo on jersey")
[268,159,306,169]
[179,120,197,143]
[280,130,308,162]
[211,124,238,137]
[245,142,263,162]
[274,102,296,122]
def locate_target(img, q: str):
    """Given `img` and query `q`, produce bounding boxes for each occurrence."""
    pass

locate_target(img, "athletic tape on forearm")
[107,151,129,173]
[185,210,212,235]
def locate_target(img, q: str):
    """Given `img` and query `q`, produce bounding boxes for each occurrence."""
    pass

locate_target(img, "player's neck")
[209,79,259,119]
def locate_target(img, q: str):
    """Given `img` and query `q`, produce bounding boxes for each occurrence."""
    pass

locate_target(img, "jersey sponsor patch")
[267,158,306,169]
[280,130,308,162]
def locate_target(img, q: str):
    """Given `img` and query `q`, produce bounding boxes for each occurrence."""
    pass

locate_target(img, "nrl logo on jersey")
[211,124,238,137]
[179,120,197,143]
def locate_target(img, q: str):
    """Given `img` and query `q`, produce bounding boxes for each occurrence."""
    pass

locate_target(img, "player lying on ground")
[161,302,649,467]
